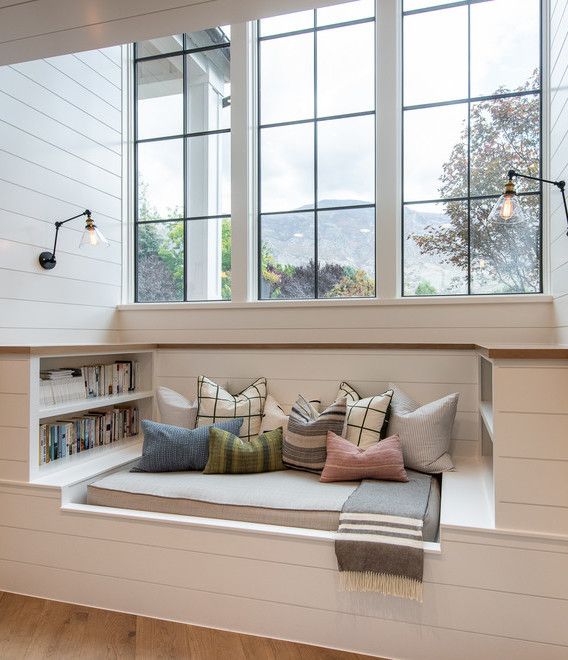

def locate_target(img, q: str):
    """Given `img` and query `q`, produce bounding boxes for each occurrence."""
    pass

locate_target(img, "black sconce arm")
[39,209,91,270]
[508,170,568,236]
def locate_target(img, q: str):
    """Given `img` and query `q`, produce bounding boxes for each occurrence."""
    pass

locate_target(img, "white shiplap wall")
[156,347,481,458]
[0,47,123,344]
[551,0,568,342]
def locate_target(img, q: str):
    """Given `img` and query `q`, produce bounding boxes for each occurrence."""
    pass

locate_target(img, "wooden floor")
[0,592,378,659]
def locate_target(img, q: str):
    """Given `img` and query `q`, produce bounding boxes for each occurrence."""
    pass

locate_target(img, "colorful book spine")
[38,405,140,466]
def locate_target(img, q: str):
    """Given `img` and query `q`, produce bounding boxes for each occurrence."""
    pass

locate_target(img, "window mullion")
[376,0,400,300]
[230,21,254,302]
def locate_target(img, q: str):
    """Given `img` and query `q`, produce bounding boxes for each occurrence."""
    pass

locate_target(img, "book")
[38,405,140,466]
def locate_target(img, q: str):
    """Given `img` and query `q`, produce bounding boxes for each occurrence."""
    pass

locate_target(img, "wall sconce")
[490,169,568,235]
[39,209,109,270]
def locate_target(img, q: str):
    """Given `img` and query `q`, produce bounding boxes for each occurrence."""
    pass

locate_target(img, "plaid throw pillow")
[337,382,393,449]
[196,376,267,441]
[204,427,284,474]
[283,396,347,473]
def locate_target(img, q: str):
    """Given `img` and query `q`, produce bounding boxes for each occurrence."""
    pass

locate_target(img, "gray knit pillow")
[387,384,457,474]
[131,418,243,473]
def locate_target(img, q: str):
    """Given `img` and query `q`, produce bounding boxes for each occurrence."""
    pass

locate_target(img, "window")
[402,0,542,296]
[134,29,232,302]
[131,1,543,304]
[257,0,376,299]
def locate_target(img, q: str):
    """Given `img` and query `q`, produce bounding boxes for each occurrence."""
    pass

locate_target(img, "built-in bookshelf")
[28,348,155,481]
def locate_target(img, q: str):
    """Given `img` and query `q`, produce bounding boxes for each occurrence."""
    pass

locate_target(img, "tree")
[414,280,437,296]
[260,247,375,299]
[410,71,541,294]
[137,181,233,301]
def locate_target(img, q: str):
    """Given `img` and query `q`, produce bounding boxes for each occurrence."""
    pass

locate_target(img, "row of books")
[40,361,139,406]
[38,406,140,465]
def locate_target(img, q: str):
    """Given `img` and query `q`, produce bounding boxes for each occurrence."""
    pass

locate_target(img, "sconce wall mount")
[39,209,109,270]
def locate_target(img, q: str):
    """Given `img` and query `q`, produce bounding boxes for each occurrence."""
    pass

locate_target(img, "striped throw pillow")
[387,384,458,474]
[320,432,408,483]
[196,376,267,441]
[283,396,347,473]
[204,427,284,474]
[337,382,393,449]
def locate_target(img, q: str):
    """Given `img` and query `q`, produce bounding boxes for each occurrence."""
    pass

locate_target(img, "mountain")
[261,200,375,276]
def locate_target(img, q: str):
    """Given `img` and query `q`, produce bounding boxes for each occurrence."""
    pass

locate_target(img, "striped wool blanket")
[335,470,432,602]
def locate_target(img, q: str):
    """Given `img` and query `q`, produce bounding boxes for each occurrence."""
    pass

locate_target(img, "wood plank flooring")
[0,592,379,659]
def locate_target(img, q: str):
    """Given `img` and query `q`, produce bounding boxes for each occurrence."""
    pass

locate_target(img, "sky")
[134,0,540,219]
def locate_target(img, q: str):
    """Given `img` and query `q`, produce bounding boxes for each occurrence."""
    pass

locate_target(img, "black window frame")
[401,0,543,297]
[256,9,377,301]
[133,30,231,303]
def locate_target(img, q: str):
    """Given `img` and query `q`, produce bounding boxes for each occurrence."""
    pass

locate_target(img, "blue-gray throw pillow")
[131,418,243,473]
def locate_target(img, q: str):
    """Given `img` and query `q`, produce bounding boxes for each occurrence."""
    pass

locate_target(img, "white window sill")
[117,294,553,311]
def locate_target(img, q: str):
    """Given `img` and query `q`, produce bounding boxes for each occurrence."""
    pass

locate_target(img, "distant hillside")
[262,200,464,295]
[262,200,374,276]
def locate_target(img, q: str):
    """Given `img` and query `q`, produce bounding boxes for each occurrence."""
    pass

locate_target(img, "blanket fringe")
[339,571,423,602]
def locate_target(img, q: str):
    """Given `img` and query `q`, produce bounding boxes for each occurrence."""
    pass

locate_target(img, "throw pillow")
[156,386,197,429]
[259,394,321,434]
[336,381,394,448]
[131,417,243,473]
[387,383,458,473]
[204,427,284,474]
[196,376,267,441]
[283,396,347,473]
[259,394,288,434]
[320,431,408,483]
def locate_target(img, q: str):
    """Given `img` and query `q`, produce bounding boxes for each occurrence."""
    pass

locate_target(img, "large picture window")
[257,0,376,299]
[131,1,543,304]
[402,0,542,296]
[134,30,231,302]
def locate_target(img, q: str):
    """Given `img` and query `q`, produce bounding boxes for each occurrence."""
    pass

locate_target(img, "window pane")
[403,6,468,106]
[136,57,183,140]
[185,28,229,50]
[186,132,230,218]
[260,212,315,299]
[318,208,375,298]
[404,104,467,202]
[317,22,374,116]
[260,123,314,213]
[187,217,231,300]
[470,94,540,197]
[471,0,540,97]
[137,139,184,220]
[403,202,468,296]
[318,115,375,207]
[404,0,448,10]
[259,11,314,37]
[187,48,231,133]
[471,196,540,294]
[136,35,182,58]
[260,33,314,124]
[137,221,184,302]
[317,0,374,26]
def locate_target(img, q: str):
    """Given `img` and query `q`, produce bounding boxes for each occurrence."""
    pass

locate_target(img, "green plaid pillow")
[204,427,284,474]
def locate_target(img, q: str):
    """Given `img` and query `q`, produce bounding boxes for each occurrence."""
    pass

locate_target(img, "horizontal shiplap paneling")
[0,46,122,344]
[155,348,481,455]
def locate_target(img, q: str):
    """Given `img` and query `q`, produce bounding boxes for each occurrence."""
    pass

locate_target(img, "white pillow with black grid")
[336,381,394,449]
[196,376,267,442]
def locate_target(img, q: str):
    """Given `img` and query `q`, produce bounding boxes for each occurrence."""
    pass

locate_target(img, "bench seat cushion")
[87,468,440,541]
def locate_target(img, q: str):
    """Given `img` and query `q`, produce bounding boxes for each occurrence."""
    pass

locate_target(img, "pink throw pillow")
[320,432,408,483]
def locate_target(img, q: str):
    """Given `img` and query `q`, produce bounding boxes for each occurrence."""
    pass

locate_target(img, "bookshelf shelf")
[39,390,154,420]
[26,347,156,482]
[479,401,494,441]
[32,434,143,487]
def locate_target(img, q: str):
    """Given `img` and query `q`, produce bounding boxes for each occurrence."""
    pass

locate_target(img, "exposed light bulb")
[500,195,514,221]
